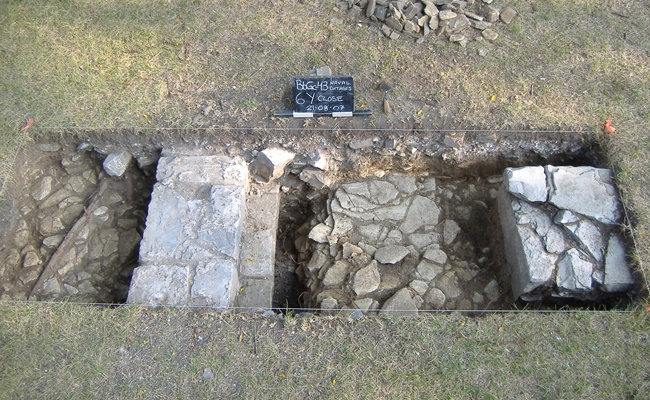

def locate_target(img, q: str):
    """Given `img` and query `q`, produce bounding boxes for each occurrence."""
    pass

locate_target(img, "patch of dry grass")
[0,303,648,399]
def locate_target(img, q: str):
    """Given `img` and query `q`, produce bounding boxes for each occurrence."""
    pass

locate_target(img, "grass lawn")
[1,303,649,399]
[1,0,649,397]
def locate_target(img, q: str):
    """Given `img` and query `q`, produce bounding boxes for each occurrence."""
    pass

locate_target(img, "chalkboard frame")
[291,75,355,117]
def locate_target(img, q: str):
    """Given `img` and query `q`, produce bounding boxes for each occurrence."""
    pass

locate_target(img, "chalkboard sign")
[292,75,354,117]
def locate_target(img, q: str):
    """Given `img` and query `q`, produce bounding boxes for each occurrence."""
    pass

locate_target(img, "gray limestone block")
[375,245,410,264]
[556,248,593,292]
[443,220,461,245]
[127,265,190,306]
[602,234,635,292]
[547,166,622,225]
[504,166,548,203]
[139,183,245,265]
[323,260,350,286]
[380,287,418,316]
[190,260,238,307]
[252,147,295,182]
[353,260,381,296]
[103,151,132,177]
[416,260,444,281]
[156,155,248,189]
[236,278,273,309]
[387,175,418,194]
[399,195,440,234]
[238,230,275,278]
[497,187,557,299]
[239,186,280,279]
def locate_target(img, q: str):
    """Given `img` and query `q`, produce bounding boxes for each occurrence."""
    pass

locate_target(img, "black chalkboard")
[292,76,354,117]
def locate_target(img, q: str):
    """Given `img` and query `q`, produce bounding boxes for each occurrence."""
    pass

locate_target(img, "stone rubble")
[336,0,516,47]
[1,145,152,303]
[498,165,636,301]
[294,171,504,314]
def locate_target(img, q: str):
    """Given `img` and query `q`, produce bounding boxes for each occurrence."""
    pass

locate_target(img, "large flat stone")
[547,166,621,225]
[236,278,273,309]
[127,265,189,306]
[190,260,238,307]
[129,155,247,307]
[399,195,440,234]
[504,166,548,202]
[139,184,245,264]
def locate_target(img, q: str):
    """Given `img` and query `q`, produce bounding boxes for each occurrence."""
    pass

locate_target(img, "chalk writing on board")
[292,76,354,116]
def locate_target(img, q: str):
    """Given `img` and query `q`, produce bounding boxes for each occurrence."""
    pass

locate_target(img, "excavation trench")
[0,129,636,311]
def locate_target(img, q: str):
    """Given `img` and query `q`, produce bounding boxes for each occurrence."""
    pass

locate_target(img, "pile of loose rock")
[337,0,516,48]
[293,173,503,314]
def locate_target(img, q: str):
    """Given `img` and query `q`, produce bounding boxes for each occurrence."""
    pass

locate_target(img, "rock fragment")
[103,151,132,177]
[252,147,295,182]
[353,260,381,296]
[500,7,517,24]
[375,245,410,264]
[380,288,418,316]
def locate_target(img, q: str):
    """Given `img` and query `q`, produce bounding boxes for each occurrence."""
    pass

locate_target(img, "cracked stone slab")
[498,187,557,299]
[547,166,622,225]
[139,183,245,264]
[127,265,189,306]
[399,195,440,234]
[190,260,238,307]
[504,166,548,203]
[556,248,593,292]
[603,235,635,292]
[563,219,605,263]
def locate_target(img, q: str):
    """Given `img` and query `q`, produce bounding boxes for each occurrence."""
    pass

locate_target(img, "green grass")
[1,303,649,399]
